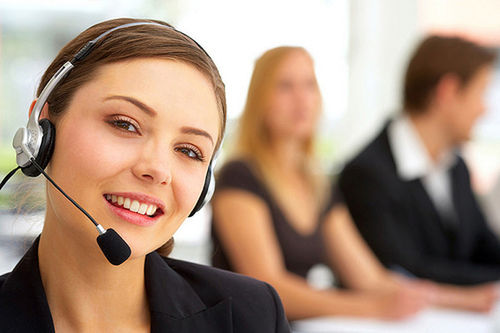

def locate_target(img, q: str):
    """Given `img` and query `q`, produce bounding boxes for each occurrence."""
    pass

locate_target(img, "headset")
[1,21,219,265]
[11,21,216,217]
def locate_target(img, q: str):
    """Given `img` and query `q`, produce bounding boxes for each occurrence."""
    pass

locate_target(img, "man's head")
[403,35,496,142]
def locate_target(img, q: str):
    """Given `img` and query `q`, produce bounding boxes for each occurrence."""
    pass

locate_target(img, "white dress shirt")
[388,115,458,221]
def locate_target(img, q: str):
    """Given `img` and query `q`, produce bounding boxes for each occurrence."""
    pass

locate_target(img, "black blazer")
[0,238,290,332]
[339,123,500,285]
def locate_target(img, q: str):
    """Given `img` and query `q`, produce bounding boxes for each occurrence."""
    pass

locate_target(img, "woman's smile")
[104,192,165,226]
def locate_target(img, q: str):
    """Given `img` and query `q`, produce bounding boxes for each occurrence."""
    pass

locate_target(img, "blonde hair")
[232,46,326,205]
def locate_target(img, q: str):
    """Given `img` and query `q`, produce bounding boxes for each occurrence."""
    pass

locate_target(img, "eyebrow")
[105,95,214,145]
[104,95,157,116]
[181,127,214,145]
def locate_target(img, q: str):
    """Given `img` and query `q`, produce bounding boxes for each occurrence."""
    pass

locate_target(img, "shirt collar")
[388,114,457,180]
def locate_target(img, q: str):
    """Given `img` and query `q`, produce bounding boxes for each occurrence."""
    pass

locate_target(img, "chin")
[123,238,163,259]
[118,225,178,259]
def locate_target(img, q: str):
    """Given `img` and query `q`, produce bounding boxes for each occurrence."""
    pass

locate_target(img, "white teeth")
[107,195,159,216]
[130,200,140,213]
[146,205,158,216]
[138,203,148,215]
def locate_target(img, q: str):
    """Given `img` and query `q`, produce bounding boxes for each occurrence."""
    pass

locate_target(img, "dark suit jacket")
[0,238,290,332]
[339,123,500,285]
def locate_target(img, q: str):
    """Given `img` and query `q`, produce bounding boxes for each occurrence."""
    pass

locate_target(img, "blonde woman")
[211,46,497,321]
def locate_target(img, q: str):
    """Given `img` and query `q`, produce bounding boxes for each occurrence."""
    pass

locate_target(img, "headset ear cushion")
[188,165,214,217]
[21,118,56,177]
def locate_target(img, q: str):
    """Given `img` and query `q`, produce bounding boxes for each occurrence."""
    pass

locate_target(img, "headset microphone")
[0,158,131,265]
[27,158,131,265]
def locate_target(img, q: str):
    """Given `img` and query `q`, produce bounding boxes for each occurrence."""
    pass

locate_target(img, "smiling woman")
[44,58,219,257]
[0,18,289,333]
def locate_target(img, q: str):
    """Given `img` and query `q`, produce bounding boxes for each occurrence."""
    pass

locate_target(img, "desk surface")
[292,303,500,333]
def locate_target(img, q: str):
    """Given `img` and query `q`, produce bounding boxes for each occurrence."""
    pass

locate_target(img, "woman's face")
[45,58,220,259]
[265,51,321,141]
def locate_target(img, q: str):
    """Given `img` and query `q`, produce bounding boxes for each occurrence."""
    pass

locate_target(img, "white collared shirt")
[388,115,458,221]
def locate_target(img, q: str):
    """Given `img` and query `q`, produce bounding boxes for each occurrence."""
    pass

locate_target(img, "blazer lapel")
[406,178,456,256]
[145,252,233,333]
[150,298,232,333]
[0,240,233,333]
[381,123,458,258]
[449,160,475,259]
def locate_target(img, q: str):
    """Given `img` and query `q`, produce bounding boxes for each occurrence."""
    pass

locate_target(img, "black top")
[0,238,290,333]
[338,122,500,285]
[212,159,334,278]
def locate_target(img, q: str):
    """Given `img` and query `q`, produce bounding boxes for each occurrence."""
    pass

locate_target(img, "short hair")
[403,35,497,113]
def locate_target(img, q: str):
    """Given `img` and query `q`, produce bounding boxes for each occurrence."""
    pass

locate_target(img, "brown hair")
[39,17,226,152]
[403,35,496,113]
[39,18,227,256]
[231,46,326,206]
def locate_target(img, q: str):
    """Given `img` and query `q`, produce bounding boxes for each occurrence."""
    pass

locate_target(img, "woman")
[0,19,289,332]
[211,46,497,321]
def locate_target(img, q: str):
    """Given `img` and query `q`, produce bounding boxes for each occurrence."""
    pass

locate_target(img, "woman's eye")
[176,146,203,161]
[107,116,140,134]
[113,120,137,132]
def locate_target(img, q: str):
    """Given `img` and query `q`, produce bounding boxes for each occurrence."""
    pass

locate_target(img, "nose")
[131,142,171,186]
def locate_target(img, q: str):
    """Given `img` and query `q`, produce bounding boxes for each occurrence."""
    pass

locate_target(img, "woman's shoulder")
[216,158,265,195]
[218,158,257,180]
[0,272,7,288]
[162,257,290,332]
[164,256,273,297]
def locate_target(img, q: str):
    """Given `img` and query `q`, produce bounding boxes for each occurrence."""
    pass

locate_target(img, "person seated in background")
[212,46,430,320]
[211,46,500,321]
[339,35,500,287]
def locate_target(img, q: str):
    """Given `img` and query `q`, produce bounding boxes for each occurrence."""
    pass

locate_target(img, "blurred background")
[1,0,500,275]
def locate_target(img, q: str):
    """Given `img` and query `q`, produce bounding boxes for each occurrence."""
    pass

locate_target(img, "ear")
[433,73,461,107]
[28,99,37,117]
[40,102,50,120]
[28,99,50,120]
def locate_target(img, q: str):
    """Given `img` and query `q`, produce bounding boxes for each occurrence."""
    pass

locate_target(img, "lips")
[105,194,160,216]
[103,192,165,226]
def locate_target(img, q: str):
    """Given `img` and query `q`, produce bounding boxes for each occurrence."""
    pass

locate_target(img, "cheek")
[171,163,207,214]
[266,101,294,128]
[51,121,138,188]
[460,99,481,128]
[269,90,293,111]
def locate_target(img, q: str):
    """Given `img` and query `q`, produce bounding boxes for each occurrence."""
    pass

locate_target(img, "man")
[339,35,500,285]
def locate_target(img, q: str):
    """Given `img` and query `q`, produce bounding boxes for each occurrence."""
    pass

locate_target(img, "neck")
[267,135,306,174]
[407,111,452,162]
[38,212,150,331]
